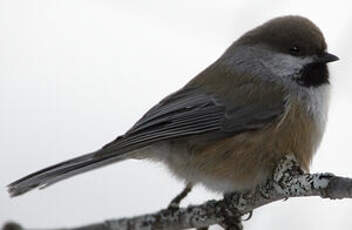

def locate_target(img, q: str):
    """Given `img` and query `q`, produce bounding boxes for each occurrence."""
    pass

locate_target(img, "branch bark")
[3,155,352,230]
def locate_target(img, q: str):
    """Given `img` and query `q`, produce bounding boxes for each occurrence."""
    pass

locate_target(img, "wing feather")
[101,88,225,153]
[100,86,286,158]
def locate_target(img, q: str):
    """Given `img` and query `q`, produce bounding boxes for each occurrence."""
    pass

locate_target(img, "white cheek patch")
[260,53,313,78]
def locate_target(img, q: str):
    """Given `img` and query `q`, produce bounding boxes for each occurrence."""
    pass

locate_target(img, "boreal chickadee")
[8,15,339,197]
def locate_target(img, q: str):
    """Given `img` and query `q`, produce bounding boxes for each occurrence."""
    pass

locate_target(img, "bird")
[8,15,339,198]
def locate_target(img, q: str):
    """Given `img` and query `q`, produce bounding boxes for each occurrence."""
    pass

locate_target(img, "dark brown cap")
[237,16,327,56]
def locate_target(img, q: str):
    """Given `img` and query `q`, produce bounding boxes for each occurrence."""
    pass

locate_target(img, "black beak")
[316,52,339,63]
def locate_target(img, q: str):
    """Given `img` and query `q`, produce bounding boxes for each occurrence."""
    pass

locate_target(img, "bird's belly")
[163,133,283,193]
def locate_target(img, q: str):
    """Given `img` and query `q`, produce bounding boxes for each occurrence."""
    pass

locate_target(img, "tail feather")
[7,149,130,197]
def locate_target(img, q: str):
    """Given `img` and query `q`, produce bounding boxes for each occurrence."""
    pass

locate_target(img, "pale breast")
[294,84,330,155]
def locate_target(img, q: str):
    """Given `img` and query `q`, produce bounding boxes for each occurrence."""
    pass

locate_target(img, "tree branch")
[3,155,352,230]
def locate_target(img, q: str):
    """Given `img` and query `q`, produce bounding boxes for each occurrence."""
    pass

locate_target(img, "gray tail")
[7,149,130,197]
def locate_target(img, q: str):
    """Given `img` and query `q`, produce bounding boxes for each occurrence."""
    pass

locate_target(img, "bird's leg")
[167,183,193,209]
[168,183,208,230]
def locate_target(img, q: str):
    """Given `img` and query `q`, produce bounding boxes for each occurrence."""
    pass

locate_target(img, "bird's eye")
[289,45,300,55]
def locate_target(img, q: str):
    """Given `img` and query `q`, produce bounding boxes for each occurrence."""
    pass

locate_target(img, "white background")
[1,1,352,229]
